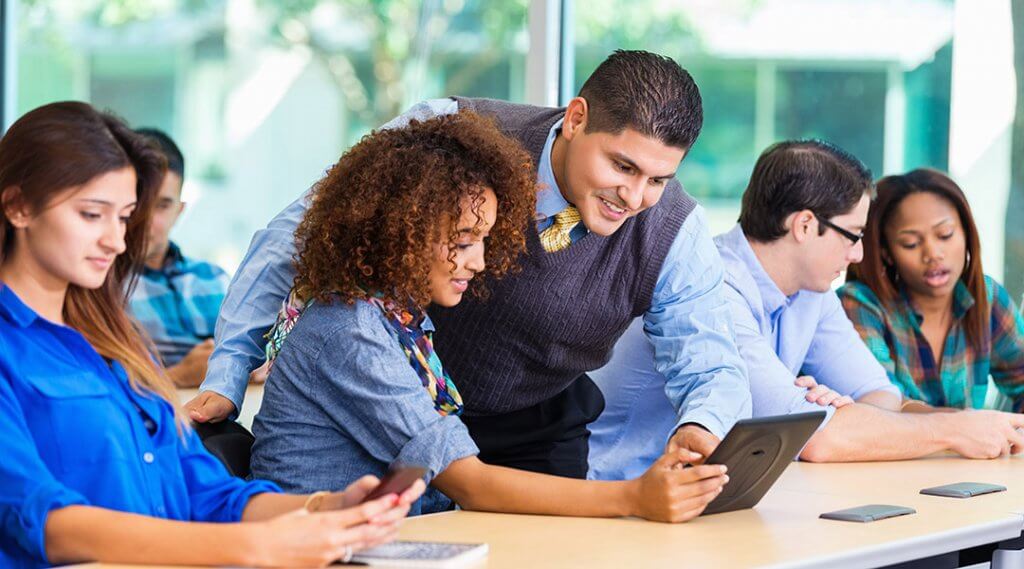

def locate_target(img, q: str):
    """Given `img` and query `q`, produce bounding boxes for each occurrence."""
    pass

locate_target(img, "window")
[13,0,528,269]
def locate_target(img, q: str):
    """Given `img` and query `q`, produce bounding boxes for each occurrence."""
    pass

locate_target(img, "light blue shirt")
[588,223,899,480]
[202,98,749,440]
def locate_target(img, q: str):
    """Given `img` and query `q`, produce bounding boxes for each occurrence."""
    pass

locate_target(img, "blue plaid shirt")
[129,242,230,366]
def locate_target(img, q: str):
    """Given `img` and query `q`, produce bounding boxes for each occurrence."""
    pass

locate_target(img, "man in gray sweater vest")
[189,51,750,498]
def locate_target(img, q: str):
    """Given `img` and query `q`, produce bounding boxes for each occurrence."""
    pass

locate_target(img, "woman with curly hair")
[0,102,420,569]
[250,111,728,520]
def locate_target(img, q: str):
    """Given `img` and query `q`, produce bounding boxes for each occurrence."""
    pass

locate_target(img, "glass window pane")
[15,0,528,270]
[573,0,957,238]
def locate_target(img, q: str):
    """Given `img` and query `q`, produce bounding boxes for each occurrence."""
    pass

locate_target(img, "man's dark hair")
[739,139,873,242]
[578,50,703,150]
[135,127,184,179]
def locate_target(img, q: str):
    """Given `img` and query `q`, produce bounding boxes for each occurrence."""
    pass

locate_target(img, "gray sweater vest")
[428,97,696,415]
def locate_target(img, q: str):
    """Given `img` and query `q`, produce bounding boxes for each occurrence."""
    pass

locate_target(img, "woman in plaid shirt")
[839,169,1024,412]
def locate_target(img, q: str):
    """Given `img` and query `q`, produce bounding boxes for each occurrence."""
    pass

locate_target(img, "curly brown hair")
[293,110,537,308]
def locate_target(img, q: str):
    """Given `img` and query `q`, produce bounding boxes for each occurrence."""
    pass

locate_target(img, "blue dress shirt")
[588,224,899,480]
[0,285,279,569]
[202,98,749,440]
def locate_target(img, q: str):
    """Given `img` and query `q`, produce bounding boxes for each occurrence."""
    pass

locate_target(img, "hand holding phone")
[360,465,428,504]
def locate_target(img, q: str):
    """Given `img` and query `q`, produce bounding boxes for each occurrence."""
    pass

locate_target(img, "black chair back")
[192,420,255,478]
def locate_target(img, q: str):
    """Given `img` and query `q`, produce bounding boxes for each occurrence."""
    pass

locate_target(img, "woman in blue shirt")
[0,102,422,568]
[250,110,730,522]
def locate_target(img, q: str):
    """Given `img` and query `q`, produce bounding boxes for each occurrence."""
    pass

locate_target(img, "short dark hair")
[578,50,703,150]
[739,139,873,242]
[135,127,184,179]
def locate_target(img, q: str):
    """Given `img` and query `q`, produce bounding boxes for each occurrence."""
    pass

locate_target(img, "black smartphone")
[360,465,428,503]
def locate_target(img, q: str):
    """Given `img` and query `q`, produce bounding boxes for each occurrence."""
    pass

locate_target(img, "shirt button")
[143,452,155,464]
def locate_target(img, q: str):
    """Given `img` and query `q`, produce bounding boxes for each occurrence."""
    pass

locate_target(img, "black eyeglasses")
[815,214,863,245]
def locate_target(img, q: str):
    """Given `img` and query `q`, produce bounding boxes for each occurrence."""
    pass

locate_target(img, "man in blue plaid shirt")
[129,128,229,386]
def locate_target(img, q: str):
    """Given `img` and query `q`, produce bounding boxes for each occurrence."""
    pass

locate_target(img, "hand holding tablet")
[700,411,826,516]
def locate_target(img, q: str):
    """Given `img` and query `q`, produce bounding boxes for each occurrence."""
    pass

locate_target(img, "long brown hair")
[848,168,988,350]
[0,102,180,418]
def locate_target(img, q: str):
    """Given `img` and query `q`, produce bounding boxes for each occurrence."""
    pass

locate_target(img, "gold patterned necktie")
[539,206,582,253]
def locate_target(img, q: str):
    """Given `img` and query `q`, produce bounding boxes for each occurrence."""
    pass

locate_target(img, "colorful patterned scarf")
[365,297,464,416]
[262,290,464,416]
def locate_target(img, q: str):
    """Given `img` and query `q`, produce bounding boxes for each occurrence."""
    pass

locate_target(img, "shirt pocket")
[22,372,130,472]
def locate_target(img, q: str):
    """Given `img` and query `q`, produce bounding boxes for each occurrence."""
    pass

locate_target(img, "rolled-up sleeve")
[176,428,281,523]
[721,285,836,428]
[803,292,900,401]
[644,207,751,440]
[203,198,306,411]
[313,311,478,482]
[0,370,88,565]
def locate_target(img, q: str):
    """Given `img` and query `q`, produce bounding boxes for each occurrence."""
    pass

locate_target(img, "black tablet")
[700,410,826,516]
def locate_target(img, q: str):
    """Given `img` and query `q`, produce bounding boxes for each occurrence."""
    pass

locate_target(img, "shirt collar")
[535,118,570,220]
[901,279,975,323]
[719,224,795,315]
[144,241,185,276]
[0,284,41,328]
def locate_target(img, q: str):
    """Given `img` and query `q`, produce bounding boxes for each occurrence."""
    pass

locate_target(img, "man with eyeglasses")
[587,139,1024,478]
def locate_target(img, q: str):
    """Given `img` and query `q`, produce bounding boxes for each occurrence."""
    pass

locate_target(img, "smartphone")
[360,465,428,503]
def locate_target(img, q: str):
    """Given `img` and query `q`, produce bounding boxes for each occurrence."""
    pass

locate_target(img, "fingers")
[1008,414,1024,429]
[398,479,426,505]
[834,395,855,408]
[324,522,397,563]
[804,385,833,405]
[661,475,729,522]
[690,434,718,460]
[249,362,271,385]
[184,394,208,423]
[370,501,412,526]
[317,495,399,528]
[794,375,817,388]
[1006,424,1024,455]
[658,449,702,471]
[187,392,235,423]
[343,475,381,506]
[665,463,728,485]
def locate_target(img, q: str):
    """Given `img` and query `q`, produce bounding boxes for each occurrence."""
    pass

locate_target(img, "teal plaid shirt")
[128,242,229,367]
[838,276,1024,411]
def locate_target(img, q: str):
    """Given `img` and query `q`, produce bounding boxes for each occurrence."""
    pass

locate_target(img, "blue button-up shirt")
[0,285,279,568]
[203,98,749,440]
[588,224,899,480]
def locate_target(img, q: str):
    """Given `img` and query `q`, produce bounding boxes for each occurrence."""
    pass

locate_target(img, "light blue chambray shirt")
[202,98,749,440]
[588,223,899,480]
[250,300,477,515]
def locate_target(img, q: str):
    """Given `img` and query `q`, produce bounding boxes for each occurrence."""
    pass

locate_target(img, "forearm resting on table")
[242,492,310,521]
[800,403,946,462]
[433,458,635,518]
[45,505,255,566]
[856,390,901,411]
